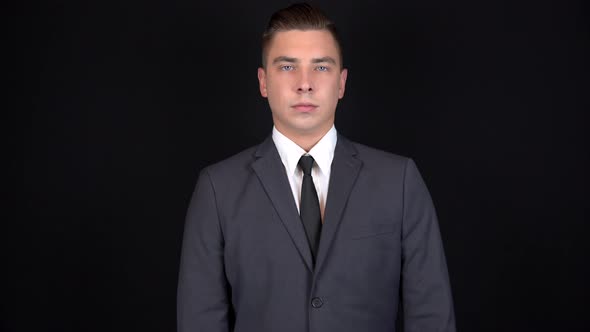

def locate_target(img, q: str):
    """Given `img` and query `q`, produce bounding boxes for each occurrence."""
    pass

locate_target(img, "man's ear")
[257,67,268,98]
[338,68,348,99]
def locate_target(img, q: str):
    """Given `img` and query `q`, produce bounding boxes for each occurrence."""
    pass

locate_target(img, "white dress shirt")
[272,125,337,221]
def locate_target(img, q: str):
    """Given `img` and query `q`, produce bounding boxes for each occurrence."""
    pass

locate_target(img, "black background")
[14,0,588,331]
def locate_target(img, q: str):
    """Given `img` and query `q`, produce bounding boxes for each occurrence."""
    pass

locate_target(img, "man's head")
[261,3,344,69]
[257,3,348,144]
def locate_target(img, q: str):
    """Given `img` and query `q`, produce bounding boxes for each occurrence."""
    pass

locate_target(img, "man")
[177,3,456,332]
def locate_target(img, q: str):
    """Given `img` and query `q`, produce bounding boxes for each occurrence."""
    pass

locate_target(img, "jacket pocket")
[348,223,397,240]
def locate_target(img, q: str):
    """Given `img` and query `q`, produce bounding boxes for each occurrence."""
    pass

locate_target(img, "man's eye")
[316,66,328,71]
[281,65,294,71]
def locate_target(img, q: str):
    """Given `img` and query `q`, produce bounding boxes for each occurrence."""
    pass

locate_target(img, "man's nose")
[296,70,313,93]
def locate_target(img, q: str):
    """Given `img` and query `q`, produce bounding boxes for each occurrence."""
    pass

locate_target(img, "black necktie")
[298,155,322,263]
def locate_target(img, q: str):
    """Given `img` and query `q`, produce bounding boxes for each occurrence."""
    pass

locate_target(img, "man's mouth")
[292,103,318,112]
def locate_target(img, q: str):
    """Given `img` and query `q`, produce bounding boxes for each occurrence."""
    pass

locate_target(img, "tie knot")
[298,155,315,176]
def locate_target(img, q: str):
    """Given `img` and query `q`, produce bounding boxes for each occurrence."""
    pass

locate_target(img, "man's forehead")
[268,30,339,51]
[266,30,341,63]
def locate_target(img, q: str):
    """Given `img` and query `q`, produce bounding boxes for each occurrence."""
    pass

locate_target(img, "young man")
[177,3,456,332]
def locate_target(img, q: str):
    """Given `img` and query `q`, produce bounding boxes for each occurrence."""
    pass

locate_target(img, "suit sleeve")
[401,159,456,332]
[177,169,232,332]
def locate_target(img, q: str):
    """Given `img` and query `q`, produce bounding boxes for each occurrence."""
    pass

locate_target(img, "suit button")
[311,297,323,308]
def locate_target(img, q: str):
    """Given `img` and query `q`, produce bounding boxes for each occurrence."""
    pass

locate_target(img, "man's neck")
[275,126,332,152]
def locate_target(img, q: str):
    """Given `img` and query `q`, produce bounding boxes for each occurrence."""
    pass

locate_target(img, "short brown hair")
[261,3,343,69]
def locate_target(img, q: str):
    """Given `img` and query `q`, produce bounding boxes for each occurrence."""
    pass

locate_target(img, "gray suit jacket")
[177,134,456,332]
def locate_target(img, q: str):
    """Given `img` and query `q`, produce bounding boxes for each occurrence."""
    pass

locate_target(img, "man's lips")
[292,103,318,112]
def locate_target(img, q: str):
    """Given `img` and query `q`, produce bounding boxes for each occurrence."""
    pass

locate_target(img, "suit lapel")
[251,136,314,273]
[315,135,363,273]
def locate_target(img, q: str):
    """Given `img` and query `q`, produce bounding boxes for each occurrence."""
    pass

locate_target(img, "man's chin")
[289,123,331,137]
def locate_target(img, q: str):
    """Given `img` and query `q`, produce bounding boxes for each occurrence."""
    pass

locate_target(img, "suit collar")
[252,133,362,274]
[252,136,315,272]
[315,134,362,272]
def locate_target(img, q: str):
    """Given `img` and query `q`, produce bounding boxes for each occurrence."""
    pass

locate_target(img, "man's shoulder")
[344,138,421,185]
[345,137,411,168]
[202,144,259,177]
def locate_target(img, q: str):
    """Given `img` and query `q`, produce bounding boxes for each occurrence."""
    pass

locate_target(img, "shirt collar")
[272,125,338,177]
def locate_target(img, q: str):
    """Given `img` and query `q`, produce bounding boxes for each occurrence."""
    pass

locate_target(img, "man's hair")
[261,3,343,69]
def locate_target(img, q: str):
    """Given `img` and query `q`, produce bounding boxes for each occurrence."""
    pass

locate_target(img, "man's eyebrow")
[272,56,299,64]
[311,56,337,65]
[271,56,337,65]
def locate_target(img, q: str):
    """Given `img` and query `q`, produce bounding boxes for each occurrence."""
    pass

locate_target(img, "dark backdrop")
[14,0,588,331]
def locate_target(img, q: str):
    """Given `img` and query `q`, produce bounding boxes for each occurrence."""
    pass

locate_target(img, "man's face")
[257,30,347,139]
